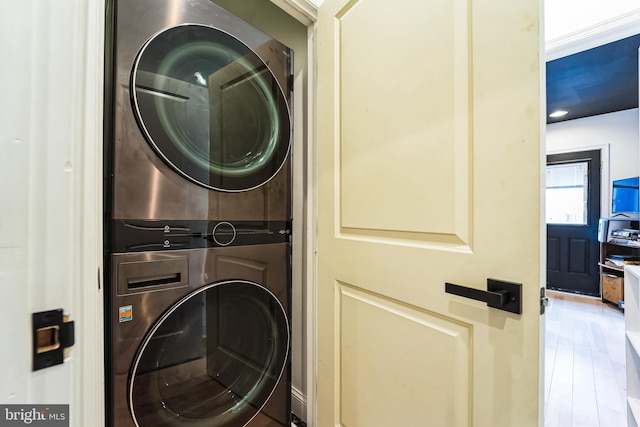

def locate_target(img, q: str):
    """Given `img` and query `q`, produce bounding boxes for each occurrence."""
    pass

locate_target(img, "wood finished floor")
[545,290,627,427]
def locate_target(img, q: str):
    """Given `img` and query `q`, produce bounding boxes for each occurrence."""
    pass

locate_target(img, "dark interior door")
[547,149,601,296]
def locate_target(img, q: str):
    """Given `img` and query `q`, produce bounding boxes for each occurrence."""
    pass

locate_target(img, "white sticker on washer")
[119,305,133,322]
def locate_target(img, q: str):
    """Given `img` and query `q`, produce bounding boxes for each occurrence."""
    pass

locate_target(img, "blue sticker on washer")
[119,305,133,322]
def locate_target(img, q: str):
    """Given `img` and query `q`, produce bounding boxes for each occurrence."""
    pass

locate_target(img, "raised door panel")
[568,238,589,275]
[337,0,470,244]
[338,283,470,426]
[548,236,561,273]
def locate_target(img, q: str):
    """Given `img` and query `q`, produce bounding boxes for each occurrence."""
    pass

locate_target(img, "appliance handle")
[117,257,188,294]
[127,272,183,289]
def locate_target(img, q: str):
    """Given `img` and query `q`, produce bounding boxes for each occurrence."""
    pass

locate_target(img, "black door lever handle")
[445,279,522,314]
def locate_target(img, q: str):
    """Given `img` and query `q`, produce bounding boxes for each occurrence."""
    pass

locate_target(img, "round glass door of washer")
[131,24,291,192]
[129,280,289,427]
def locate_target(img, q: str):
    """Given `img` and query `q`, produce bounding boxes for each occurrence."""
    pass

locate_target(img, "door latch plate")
[540,287,550,315]
[32,309,75,371]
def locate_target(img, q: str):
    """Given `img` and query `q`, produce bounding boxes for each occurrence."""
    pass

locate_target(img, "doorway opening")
[544,148,627,426]
[546,149,601,296]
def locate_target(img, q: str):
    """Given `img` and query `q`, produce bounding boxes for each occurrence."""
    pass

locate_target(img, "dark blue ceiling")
[546,33,640,124]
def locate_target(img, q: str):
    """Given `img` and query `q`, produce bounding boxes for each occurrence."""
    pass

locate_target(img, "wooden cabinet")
[599,219,640,306]
[599,241,640,306]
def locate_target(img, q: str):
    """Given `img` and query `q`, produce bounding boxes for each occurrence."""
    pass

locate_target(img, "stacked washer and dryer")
[103,1,293,426]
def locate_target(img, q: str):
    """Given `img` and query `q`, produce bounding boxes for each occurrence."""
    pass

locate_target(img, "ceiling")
[546,33,640,124]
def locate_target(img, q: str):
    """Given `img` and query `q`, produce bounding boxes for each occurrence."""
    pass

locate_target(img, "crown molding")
[546,9,640,61]
[270,0,318,25]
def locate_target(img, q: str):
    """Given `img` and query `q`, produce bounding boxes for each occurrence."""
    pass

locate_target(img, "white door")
[316,0,543,426]
[0,1,103,425]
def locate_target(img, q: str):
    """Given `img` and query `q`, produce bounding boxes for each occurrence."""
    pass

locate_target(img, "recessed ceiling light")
[549,110,568,118]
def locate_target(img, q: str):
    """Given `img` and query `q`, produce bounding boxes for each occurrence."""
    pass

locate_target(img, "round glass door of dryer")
[129,280,289,427]
[131,24,291,192]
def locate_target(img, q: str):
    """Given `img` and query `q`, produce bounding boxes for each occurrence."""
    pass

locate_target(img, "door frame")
[81,0,321,425]
[546,149,602,295]
[74,0,107,425]
[272,2,320,424]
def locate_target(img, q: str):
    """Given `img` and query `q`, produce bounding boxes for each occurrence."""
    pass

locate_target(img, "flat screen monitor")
[612,176,640,215]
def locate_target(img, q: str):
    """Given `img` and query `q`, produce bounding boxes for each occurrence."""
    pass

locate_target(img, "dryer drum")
[131,24,291,192]
[128,280,289,427]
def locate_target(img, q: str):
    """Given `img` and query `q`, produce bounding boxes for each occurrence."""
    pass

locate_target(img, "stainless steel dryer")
[107,231,291,427]
[104,0,293,223]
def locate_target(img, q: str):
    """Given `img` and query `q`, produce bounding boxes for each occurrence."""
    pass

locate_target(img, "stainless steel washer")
[108,238,291,427]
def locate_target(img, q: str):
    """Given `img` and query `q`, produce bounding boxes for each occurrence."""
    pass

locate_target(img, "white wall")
[547,108,639,180]
[546,108,640,216]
